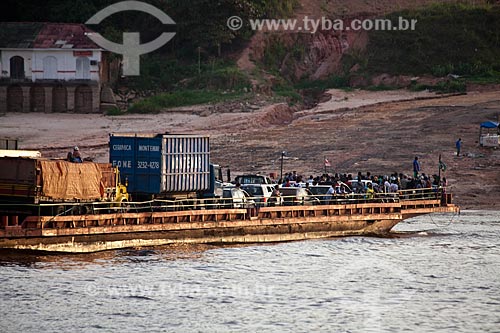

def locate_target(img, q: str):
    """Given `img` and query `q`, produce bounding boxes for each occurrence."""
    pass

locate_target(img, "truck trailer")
[0,157,128,215]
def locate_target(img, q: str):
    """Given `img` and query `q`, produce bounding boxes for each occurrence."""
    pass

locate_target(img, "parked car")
[308,185,333,204]
[347,179,372,192]
[279,187,320,206]
[241,184,275,207]
[221,187,255,208]
[308,183,355,204]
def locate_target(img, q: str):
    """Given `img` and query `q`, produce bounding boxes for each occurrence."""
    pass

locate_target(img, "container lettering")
[138,145,160,152]
[112,145,132,151]
[137,161,160,169]
[112,160,132,168]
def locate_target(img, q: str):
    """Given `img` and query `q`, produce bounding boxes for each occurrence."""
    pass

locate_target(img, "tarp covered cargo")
[39,160,103,200]
[0,157,113,202]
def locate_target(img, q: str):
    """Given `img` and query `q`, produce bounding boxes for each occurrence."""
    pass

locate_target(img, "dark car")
[279,187,320,206]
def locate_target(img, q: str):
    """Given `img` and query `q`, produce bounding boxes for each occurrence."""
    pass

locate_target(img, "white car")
[221,186,255,208]
[241,184,275,207]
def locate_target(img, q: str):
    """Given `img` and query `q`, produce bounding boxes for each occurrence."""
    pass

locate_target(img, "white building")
[0,22,115,113]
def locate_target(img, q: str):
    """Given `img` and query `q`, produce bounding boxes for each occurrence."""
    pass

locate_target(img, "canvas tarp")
[39,160,103,200]
[480,121,499,129]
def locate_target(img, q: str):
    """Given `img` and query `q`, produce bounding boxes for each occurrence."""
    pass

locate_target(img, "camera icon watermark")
[85,1,176,76]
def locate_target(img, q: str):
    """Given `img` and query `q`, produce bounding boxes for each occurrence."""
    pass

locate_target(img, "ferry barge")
[0,190,458,253]
[0,135,458,253]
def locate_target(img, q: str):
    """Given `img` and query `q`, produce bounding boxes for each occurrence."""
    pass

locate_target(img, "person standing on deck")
[67,146,82,163]
[456,138,462,156]
[270,185,281,206]
[413,156,421,179]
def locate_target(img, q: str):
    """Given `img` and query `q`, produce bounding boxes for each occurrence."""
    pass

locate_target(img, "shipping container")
[109,134,210,196]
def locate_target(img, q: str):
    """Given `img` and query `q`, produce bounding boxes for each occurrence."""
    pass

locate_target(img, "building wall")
[0,48,112,113]
[0,49,102,81]
[0,82,101,113]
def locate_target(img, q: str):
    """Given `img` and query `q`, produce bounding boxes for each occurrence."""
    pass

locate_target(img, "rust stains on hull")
[0,201,459,253]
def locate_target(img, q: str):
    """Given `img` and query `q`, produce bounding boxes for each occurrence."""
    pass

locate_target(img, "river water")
[0,210,498,332]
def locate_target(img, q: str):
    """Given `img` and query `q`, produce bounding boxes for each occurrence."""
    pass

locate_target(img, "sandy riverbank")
[1,89,499,209]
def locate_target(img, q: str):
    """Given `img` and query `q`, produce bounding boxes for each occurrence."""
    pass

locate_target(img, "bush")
[409,80,466,93]
[105,106,125,116]
[366,4,500,76]
[127,90,245,113]
[295,76,350,90]
[186,67,251,91]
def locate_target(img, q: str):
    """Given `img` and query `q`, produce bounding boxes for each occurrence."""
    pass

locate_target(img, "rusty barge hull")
[0,200,459,253]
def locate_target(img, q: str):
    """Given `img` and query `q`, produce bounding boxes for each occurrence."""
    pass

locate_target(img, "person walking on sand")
[456,138,462,157]
[413,156,420,179]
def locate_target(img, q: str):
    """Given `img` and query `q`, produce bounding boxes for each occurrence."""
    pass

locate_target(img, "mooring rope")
[426,209,460,229]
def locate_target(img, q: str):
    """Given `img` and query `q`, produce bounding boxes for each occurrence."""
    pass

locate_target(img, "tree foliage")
[366,4,500,76]
[1,0,297,57]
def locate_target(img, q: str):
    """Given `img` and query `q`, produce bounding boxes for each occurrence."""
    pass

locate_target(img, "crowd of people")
[274,156,447,195]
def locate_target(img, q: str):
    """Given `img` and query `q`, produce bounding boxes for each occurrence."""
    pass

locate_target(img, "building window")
[76,57,90,80]
[10,56,25,80]
[43,56,58,79]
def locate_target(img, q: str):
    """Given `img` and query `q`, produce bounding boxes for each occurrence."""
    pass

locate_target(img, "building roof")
[0,22,100,49]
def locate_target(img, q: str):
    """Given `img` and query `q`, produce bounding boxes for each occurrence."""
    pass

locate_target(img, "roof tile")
[0,22,100,49]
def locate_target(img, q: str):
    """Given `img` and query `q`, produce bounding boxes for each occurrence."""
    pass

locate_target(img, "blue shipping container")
[109,134,210,195]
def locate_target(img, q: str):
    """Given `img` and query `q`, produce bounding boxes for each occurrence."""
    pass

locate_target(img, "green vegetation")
[365,85,399,91]
[5,0,500,111]
[466,71,500,84]
[126,58,251,91]
[127,90,246,113]
[409,80,467,93]
[365,3,500,80]
[261,37,308,75]
[126,60,252,113]
[272,85,303,105]
[105,106,126,116]
[5,0,296,55]
[295,76,350,90]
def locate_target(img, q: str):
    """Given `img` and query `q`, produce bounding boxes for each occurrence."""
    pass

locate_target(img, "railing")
[0,187,450,229]
[398,187,444,201]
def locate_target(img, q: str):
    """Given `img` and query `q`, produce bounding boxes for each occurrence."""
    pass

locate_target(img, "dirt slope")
[1,89,499,209]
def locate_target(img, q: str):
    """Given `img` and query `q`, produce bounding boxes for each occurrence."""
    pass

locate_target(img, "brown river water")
[0,210,498,332]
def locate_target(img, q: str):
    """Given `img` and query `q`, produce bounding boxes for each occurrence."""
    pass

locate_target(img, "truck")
[109,133,219,201]
[0,156,128,215]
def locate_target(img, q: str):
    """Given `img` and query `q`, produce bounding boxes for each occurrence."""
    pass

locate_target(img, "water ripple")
[0,210,498,332]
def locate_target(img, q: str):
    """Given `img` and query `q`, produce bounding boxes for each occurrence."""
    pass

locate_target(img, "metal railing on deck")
[0,186,448,228]
[398,187,443,201]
